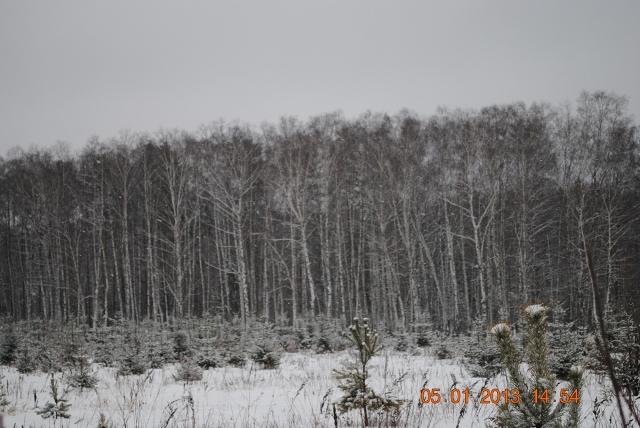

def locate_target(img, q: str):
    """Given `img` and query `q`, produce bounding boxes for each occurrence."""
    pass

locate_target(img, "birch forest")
[1,91,638,332]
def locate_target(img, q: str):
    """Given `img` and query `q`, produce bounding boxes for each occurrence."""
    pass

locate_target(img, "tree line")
[0,91,637,332]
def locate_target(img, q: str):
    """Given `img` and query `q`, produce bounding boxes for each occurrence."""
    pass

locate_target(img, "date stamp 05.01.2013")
[420,388,580,405]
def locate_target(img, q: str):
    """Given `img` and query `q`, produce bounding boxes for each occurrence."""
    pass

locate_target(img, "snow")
[524,304,547,316]
[490,323,510,335]
[0,351,624,427]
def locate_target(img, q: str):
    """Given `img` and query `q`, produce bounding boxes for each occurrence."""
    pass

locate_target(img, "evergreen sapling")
[489,304,583,428]
[333,317,404,426]
[36,374,71,424]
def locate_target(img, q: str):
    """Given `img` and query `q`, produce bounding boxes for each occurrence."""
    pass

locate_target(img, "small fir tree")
[36,374,71,423]
[251,343,281,369]
[0,327,18,365]
[96,413,113,428]
[67,357,98,390]
[173,359,203,383]
[333,317,404,426]
[462,315,502,378]
[548,305,587,380]
[489,304,583,428]
[195,348,221,370]
[589,306,640,399]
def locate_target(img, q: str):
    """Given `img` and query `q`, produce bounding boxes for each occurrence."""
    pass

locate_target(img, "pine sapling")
[489,304,583,428]
[96,412,113,428]
[36,374,71,424]
[333,317,404,426]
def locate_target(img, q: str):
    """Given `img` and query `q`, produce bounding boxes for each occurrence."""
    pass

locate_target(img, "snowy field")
[0,349,626,428]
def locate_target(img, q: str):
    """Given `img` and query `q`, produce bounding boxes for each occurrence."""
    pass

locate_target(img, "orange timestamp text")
[420,388,579,405]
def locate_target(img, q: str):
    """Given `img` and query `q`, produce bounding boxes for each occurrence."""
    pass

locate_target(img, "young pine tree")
[489,304,582,428]
[36,374,71,424]
[333,317,404,426]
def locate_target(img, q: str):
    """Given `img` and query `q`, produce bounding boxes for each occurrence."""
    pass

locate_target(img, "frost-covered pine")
[548,305,587,380]
[67,356,99,390]
[333,317,404,426]
[36,374,71,422]
[0,326,18,365]
[173,358,203,383]
[251,343,281,369]
[462,315,502,378]
[489,304,583,428]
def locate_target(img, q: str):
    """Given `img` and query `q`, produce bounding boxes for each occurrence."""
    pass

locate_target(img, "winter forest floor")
[0,348,629,428]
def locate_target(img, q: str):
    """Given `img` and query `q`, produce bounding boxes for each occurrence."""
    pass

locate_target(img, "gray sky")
[1,1,639,155]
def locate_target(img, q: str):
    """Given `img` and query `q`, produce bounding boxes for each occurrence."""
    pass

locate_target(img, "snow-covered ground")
[0,350,626,427]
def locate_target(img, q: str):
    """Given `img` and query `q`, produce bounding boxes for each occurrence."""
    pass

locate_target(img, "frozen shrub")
[316,336,333,354]
[548,305,587,380]
[66,358,98,390]
[225,351,246,368]
[394,334,410,352]
[0,327,18,365]
[146,339,175,368]
[96,413,113,428]
[173,331,191,359]
[173,359,203,383]
[488,304,582,428]
[298,331,315,350]
[118,340,148,376]
[435,344,452,360]
[412,314,434,348]
[589,306,640,399]
[93,342,115,367]
[462,316,502,378]
[416,335,431,348]
[251,344,280,369]
[36,374,71,422]
[334,317,404,426]
[195,349,221,370]
[16,346,37,373]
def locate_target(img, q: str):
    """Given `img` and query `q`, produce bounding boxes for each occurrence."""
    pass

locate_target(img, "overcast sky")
[1,1,639,155]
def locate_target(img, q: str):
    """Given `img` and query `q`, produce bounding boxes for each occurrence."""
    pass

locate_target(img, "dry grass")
[0,349,624,428]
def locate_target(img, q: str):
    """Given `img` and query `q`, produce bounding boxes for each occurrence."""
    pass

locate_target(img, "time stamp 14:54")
[420,388,580,405]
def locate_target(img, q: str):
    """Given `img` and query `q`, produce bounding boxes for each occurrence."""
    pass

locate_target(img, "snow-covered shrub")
[588,305,640,399]
[251,344,281,369]
[411,314,434,348]
[173,359,203,383]
[146,338,175,368]
[333,317,404,426]
[316,336,333,353]
[172,331,191,360]
[548,305,587,380]
[16,345,38,373]
[36,374,71,422]
[0,325,18,365]
[462,316,502,378]
[66,357,98,390]
[117,336,148,376]
[195,348,221,370]
[435,344,452,360]
[394,334,411,352]
[92,328,120,367]
[96,413,114,428]
[488,304,582,428]
[274,323,299,352]
[225,350,247,368]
